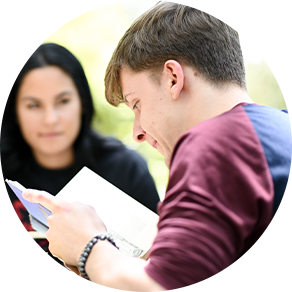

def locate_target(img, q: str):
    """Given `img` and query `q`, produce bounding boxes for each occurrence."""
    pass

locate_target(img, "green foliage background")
[44,1,286,199]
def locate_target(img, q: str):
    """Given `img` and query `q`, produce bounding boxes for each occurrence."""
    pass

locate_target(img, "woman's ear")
[163,60,184,100]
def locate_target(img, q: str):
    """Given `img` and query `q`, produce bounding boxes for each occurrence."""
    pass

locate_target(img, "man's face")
[119,67,179,168]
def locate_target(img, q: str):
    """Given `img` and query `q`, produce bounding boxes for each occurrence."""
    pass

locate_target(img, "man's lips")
[151,140,164,156]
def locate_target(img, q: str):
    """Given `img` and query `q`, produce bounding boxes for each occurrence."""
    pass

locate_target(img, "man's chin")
[154,145,170,168]
[156,148,170,168]
[164,157,170,169]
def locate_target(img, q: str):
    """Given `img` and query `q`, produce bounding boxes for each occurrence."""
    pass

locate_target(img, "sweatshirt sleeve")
[145,106,274,289]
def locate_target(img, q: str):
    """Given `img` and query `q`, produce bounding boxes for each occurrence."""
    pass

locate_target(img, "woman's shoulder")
[88,131,147,169]
[88,130,124,149]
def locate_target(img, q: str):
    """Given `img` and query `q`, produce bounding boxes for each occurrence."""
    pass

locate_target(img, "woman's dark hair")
[1,43,121,176]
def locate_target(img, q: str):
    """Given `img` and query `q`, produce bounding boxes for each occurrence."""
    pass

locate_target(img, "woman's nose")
[44,108,58,125]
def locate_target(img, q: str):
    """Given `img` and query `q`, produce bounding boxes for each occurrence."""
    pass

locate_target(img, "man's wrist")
[78,234,119,280]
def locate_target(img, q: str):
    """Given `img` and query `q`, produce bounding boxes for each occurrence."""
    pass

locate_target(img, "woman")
[0,43,160,256]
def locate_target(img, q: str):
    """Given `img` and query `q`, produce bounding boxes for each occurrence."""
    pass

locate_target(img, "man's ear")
[163,60,184,100]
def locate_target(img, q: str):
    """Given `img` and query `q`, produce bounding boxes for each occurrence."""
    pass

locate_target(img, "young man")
[23,2,291,291]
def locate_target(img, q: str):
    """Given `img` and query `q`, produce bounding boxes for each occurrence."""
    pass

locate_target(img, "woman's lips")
[40,132,61,138]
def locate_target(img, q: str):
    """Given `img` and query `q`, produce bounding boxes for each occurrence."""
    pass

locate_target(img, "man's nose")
[133,125,146,143]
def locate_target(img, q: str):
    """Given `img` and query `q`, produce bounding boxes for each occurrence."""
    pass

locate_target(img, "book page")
[56,167,159,258]
[5,179,52,228]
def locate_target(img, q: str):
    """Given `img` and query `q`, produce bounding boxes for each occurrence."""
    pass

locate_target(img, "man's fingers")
[22,189,58,212]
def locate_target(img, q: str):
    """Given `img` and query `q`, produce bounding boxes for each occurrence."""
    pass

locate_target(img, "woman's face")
[16,65,82,168]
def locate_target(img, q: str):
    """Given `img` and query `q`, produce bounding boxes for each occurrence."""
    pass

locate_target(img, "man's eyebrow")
[123,91,135,104]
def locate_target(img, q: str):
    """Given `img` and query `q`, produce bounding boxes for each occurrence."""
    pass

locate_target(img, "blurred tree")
[0,0,168,196]
[247,19,292,109]
[4,0,292,197]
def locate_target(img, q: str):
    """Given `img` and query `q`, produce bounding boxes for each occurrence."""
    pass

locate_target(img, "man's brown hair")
[105,1,246,106]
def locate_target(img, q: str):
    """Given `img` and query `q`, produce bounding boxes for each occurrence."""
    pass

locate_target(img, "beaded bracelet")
[78,234,119,280]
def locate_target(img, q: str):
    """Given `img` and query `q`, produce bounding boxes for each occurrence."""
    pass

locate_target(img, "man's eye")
[132,101,139,110]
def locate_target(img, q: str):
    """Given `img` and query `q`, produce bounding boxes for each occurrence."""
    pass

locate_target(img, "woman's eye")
[58,98,70,105]
[27,103,39,109]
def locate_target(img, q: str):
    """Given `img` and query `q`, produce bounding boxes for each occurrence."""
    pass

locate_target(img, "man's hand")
[23,189,107,266]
